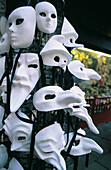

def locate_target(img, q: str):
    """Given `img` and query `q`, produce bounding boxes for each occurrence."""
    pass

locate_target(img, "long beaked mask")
[0,106,5,131]
[10,53,41,112]
[70,86,90,107]
[64,129,103,156]
[68,60,101,82]
[33,85,82,112]
[61,17,84,48]
[8,6,36,49]
[35,2,57,34]
[70,106,99,134]
[0,33,10,54]
[40,35,72,71]
[3,111,33,151]
[8,158,24,170]
[0,144,8,168]
[35,123,66,170]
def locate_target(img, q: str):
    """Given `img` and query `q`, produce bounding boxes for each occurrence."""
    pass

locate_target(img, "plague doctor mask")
[40,35,72,71]
[70,106,99,134]
[8,158,24,170]
[3,111,33,151]
[33,85,82,112]
[10,53,41,112]
[35,122,66,170]
[8,6,36,49]
[0,144,8,168]
[64,129,103,156]
[68,60,101,83]
[0,33,10,53]
[70,86,90,107]
[61,17,84,48]
[35,2,57,34]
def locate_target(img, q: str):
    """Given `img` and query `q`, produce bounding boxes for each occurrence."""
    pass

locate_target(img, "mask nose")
[46,15,51,21]
[15,65,28,80]
[8,24,15,33]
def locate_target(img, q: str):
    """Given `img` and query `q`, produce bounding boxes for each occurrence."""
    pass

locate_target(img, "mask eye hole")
[45,94,56,100]
[16,18,24,25]
[73,106,80,108]
[18,136,26,141]
[54,56,60,62]
[80,67,83,71]
[51,14,56,18]
[28,64,38,68]
[1,37,5,43]
[70,38,73,43]
[39,12,46,17]
[8,22,12,28]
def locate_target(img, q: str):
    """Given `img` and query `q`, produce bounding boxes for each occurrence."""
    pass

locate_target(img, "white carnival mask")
[3,111,33,151]
[8,6,36,49]
[61,17,84,48]
[70,86,90,107]
[40,35,72,71]
[68,60,101,82]
[8,158,24,170]
[35,2,57,34]
[0,144,8,168]
[0,16,8,35]
[35,123,66,170]
[10,53,41,112]
[64,129,103,156]
[33,85,82,112]
[0,56,5,80]
[70,106,99,134]
[0,33,10,54]
[0,106,5,131]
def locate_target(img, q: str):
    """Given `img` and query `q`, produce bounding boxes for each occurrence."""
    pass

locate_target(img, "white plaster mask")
[0,106,5,131]
[0,33,10,54]
[61,17,84,48]
[0,56,5,80]
[8,158,24,170]
[35,122,66,170]
[70,106,99,134]
[70,86,90,107]
[68,60,101,82]
[0,16,8,35]
[8,6,36,49]
[40,35,72,71]
[0,144,8,168]
[64,129,103,156]
[3,111,33,151]
[10,53,41,112]
[35,2,57,34]
[33,85,82,112]
[0,78,7,104]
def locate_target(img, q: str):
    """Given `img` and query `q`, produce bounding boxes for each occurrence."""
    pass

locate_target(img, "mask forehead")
[35,2,57,34]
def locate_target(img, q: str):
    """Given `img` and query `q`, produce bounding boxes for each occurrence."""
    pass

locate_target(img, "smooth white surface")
[61,17,84,48]
[35,123,66,170]
[33,85,82,112]
[64,131,103,156]
[40,35,72,70]
[35,2,57,34]
[8,158,24,170]
[10,53,41,112]
[8,6,36,49]
[0,145,8,168]
[3,111,32,151]
[0,33,10,53]
[68,60,101,81]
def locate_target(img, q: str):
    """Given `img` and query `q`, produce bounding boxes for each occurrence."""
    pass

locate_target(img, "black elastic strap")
[85,154,89,167]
